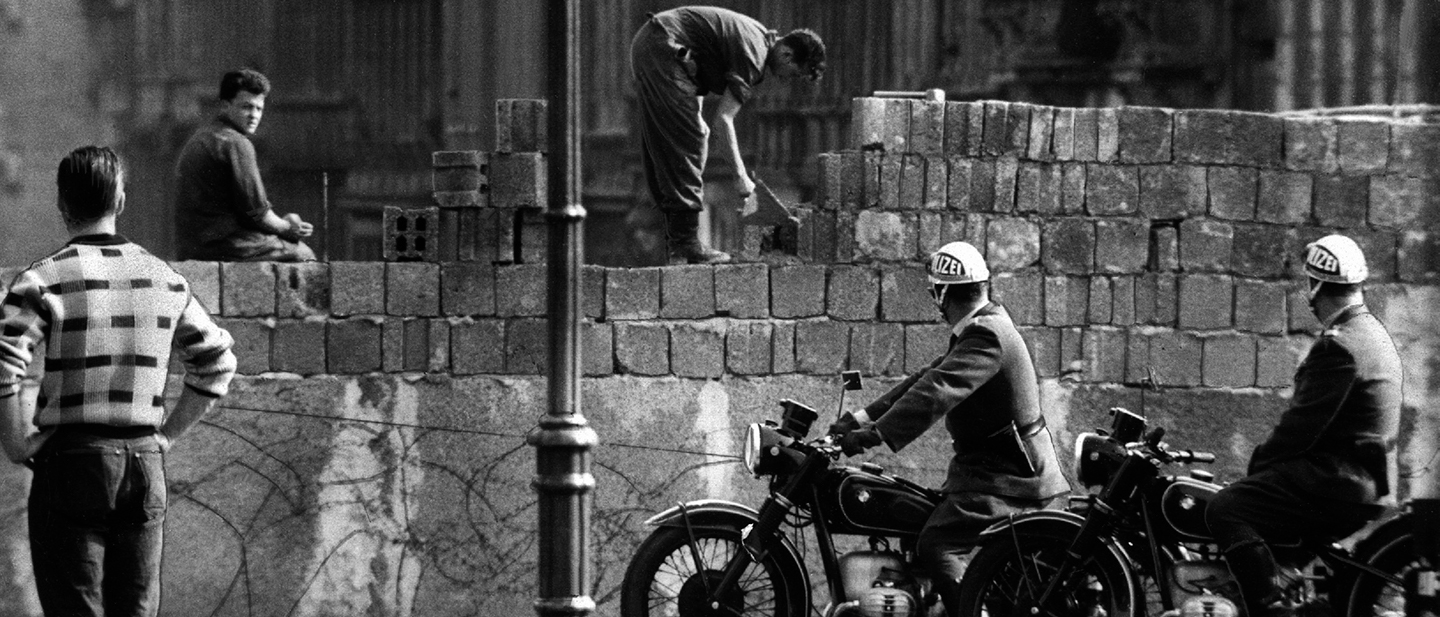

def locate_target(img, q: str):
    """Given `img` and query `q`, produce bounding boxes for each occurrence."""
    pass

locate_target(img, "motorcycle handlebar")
[1164,448,1217,464]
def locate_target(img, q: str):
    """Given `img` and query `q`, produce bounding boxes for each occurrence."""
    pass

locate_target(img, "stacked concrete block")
[382,206,440,262]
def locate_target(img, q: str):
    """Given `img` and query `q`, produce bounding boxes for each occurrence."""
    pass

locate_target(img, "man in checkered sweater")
[0,146,236,617]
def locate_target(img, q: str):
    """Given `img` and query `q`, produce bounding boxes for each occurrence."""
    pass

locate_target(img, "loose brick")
[904,324,950,372]
[828,265,880,321]
[386,262,442,317]
[1149,329,1203,387]
[981,101,1009,156]
[1179,218,1233,272]
[1152,224,1180,271]
[1284,117,1339,173]
[1139,165,1207,220]
[794,321,849,375]
[878,154,903,210]
[1112,276,1137,326]
[883,98,912,152]
[1052,107,1076,160]
[327,317,383,374]
[714,263,769,318]
[772,322,796,373]
[836,212,859,263]
[1116,106,1173,164]
[1312,174,1370,227]
[1089,277,1113,324]
[1234,279,1288,334]
[1083,326,1127,382]
[986,217,1041,271]
[502,318,546,374]
[384,319,405,372]
[1178,274,1234,330]
[1231,224,1292,278]
[946,157,972,210]
[1399,231,1440,283]
[402,318,430,372]
[1005,103,1032,155]
[490,152,546,210]
[968,159,997,212]
[450,318,505,374]
[910,100,945,154]
[772,265,827,318]
[441,262,496,316]
[1096,108,1119,162]
[1257,335,1310,387]
[660,265,715,319]
[1388,123,1440,177]
[1095,218,1149,274]
[855,210,919,261]
[494,99,547,153]
[1026,105,1055,161]
[1016,162,1061,214]
[1202,333,1257,387]
[1086,164,1139,215]
[272,319,325,375]
[1019,326,1061,378]
[1207,166,1259,221]
[852,97,888,150]
[836,152,867,209]
[862,152,884,207]
[991,271,1043,325]
[330,262,387,315]
[171,261,220,313]
[671,322,725,378]
[880,266,934,323]
[726,321,773,375]
[1060,163,1087,214]
[432,150,487,192]
[1042,218,1095,274]
[583,321,613,376]
[1369,175,1440,230]
[816,153,844,209]
[1073,108,1100,161]
[944,101,983,156]
[924,154,948,209]
[993,156,1020,213]
[221,262,276,317]
[1336,119,1390,173]
[1257,170,1313,224]
[218,318,271,375]
[606,267,661,320]
[1174,109,1284,167]
[849,323,904,376]
[899,154,927,208]
[1044,276,1088,326]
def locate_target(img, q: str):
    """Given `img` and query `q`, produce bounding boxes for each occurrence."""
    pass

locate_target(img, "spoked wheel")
[956,527,1138,617]
[1340,527,1417,617]
[620,525,806,617]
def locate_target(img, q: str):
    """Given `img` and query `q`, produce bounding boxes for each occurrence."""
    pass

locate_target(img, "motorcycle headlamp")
[1074,431,1126,488]
[743,423,798,477]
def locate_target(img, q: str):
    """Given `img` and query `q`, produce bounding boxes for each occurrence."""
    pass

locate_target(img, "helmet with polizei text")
[1304,234,1367,284]
[927,241,989,285]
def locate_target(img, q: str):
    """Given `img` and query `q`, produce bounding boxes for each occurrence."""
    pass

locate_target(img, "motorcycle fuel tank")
[1160,476,1222,543]
[819,468,939,537]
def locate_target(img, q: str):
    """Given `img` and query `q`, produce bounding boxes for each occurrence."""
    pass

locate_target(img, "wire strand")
[217,403,743,461]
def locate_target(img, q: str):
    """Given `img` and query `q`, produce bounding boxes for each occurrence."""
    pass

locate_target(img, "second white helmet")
[1304,234,1368,285]
[928,241,990,285]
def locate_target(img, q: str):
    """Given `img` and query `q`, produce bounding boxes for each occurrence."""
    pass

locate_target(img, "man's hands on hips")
[838,427,883,457]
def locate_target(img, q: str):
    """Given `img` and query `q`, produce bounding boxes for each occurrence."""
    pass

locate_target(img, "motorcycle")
[620,397,946,617]
[955,407,1421,617]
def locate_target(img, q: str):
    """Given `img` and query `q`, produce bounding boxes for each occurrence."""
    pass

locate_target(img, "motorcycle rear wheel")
[620,525,807,617]
[955,527,1138,617]
[1339,527,1415,617]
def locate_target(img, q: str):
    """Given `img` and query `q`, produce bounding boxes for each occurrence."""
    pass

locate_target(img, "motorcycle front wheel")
[955,526,1138,617]
[620,525,807,617]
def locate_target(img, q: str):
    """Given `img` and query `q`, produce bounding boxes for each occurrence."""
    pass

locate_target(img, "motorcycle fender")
[978,509,1139,572]
[643,499,811,597]
[1350,512,1412,566]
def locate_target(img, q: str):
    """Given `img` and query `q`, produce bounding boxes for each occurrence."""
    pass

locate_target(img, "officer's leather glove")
[839,427,883,457]
[828,412,861,436]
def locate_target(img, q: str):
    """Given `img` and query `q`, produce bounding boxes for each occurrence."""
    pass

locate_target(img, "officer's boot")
[666,210,731,265]
[1225,543,1294,617]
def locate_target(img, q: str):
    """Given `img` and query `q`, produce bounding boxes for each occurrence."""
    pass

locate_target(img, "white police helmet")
[1304,234,1367,301]
[928,241,990,285]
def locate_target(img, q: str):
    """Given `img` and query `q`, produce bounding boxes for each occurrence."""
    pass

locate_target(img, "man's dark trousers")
[29,426,166,617]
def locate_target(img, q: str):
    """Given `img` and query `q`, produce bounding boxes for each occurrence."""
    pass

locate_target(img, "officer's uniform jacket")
[1248,305,1402,505]
[865,303,1070,499]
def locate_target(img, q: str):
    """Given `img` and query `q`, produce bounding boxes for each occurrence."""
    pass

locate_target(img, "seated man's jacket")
[865,302,1071,500]
[1248,305,1402,505]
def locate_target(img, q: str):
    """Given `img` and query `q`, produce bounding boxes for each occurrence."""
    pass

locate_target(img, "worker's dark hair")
[56,146,124,221]
[218,68,271,101]
[779,28,826,81]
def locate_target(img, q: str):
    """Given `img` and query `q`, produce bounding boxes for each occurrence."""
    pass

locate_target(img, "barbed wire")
[217,403,744,461]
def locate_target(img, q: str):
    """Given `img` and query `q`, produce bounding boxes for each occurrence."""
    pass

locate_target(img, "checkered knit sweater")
[0,234,236,427]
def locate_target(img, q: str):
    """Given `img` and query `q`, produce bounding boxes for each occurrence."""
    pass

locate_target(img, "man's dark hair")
[56,146,123,221]
[779,28,826,81]
[218,68,271,101]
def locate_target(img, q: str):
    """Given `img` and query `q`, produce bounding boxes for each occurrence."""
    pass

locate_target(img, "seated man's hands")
[282,213,314,240]
[838,427,883,457]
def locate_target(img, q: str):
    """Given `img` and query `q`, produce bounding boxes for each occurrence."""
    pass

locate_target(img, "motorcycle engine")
[1169,560,1242,615]
[857,583,917,617]
[835,550,919,617]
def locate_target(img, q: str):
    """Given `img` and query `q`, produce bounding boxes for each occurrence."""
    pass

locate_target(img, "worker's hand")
[828,412,862,437]
[283,213,314,239]
[0,337,31,382]
[737,173,756,198]
[838,427,883,457]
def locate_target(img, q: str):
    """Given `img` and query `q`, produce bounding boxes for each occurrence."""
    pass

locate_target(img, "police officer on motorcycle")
[1206,234,1403,617]
[830,241,1072,617]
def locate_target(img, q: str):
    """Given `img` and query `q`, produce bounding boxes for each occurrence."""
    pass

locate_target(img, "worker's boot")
[666,210,731,265]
